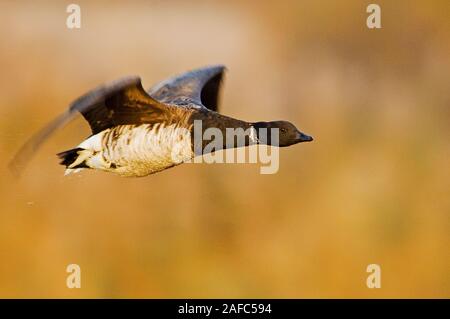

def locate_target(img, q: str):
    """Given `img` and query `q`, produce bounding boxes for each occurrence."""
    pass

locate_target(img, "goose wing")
[148,65,226,112]
[69,76,180,134]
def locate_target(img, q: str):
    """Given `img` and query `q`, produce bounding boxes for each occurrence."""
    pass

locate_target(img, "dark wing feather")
[9,76,179,176]
[148,65,226,112]
[70,76,178,134]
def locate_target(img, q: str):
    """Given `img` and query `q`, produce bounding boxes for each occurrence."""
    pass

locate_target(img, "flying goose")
[9,65,313,177]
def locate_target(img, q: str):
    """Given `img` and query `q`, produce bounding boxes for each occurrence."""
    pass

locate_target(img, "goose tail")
[57,147,92,175]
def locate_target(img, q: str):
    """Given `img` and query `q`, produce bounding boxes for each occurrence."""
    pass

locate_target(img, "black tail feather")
[57,147,85,168]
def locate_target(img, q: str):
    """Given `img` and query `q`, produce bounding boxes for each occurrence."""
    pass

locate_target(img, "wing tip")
[204,64,227,74]
[7,160,21,178]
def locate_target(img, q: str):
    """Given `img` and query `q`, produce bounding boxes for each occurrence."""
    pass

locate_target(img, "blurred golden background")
[0,0,449,298]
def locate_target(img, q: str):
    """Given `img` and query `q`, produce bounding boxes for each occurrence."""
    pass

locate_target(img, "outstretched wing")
[9,76,180,176]
[148,65,226,112]
[70,76,178,134]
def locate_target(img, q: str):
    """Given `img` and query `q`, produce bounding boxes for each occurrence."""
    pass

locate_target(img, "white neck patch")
[249,126,259,144]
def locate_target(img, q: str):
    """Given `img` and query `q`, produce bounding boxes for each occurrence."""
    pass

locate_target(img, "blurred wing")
[69,76,176,134]
[8,110,76,177]
[9,76,177,176]
[148,65,225,112]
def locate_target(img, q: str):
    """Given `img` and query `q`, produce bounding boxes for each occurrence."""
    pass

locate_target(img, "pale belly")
[78,124,193,177]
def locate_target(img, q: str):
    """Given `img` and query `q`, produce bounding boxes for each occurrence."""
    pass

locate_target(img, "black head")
[253,121,313,147]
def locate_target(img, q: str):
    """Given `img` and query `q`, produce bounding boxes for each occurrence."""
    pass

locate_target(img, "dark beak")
[296,131,313,143]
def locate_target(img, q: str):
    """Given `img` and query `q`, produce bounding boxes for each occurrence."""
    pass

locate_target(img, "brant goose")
[10,65,313,177]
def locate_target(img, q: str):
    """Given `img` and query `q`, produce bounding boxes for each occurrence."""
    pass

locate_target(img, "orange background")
[0,0,448,298]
